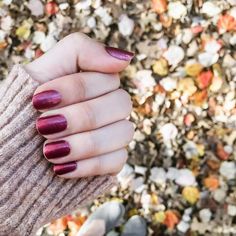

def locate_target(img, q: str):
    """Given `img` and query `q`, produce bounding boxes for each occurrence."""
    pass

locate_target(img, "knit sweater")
[0,65,116,236]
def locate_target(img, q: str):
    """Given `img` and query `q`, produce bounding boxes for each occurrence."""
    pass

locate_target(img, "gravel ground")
[0,0,236,235]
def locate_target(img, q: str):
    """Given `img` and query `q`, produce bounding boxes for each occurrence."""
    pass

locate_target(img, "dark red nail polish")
[32,90,62,110]
[36,115,67,135]
[44,140,70,159]
[105,46,134,61]
[53,162,77,175]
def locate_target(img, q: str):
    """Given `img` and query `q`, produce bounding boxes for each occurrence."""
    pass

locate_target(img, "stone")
[159,77,177,92]
[159,123,178,141]
[118,14,134,36]
[201,2,221,17]
[28,0,44,16]
[219,161,236,180]
[163,45,185,66]
[168,2,187,20]
[175,169,196,186]
[198,52,219,67]
[199,209,212,223]
[150,167,167,184]
[177,220,190,233]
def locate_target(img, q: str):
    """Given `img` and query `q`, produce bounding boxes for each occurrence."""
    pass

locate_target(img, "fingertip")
[105,46,135,62]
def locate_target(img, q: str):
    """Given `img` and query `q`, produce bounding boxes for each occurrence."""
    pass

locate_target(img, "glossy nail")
[32,90,62,110]
[105,46,134,61]
[36,115,67,135]
[44,140,70,159]
[53,162,77,175]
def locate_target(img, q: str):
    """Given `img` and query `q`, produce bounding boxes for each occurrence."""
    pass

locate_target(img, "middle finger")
[36,89,132,139]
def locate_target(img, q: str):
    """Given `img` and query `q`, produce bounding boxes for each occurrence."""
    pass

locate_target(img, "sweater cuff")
[0,65,116,236]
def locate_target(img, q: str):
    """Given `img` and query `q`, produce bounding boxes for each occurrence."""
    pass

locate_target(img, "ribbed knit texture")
[0,65,116,236]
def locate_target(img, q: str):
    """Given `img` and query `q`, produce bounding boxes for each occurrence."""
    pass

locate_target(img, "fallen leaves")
[163,210,179,229]
[182,186,200,204]
[204,176,219,190]
[196,70,213,89]
[152,0,167,14]
[217,14,236,34]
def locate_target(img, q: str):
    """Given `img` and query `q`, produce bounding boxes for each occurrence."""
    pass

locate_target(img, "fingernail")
[105,46,134,61]
[36,115,67,135]
[44,140,70,159]
[53,162,77,175]
[32,90,62,110]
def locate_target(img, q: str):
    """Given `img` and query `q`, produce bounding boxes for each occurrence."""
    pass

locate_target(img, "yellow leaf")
[185,63,203,77]
[182,186,200,204]
[16,20,32,40]
[152,58,169,76]
[153,211,166,223]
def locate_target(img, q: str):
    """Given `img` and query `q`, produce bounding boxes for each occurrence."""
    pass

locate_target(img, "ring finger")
[43,120,134,164]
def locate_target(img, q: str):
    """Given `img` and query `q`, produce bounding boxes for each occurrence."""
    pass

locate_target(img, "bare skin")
[25,32,135,179]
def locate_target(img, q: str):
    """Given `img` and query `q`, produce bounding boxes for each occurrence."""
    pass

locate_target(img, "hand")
[25,33,135,179]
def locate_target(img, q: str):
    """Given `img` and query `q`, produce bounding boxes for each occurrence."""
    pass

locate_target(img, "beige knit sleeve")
[0,65,116,236]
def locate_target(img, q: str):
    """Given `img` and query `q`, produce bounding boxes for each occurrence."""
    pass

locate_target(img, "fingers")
[43,120,134,164]
[53,149,128,178]
[25,33,134,83]
[36,89,132,139]
[32,72,120,111]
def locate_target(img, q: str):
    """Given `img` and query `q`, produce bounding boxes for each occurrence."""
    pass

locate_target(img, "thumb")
[25,33,134,84]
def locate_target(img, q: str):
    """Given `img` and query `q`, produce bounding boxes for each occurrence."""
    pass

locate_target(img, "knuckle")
[92,157,103,175]
[87,131,98,156]
[75,75,87,100]
[82,103,96,129]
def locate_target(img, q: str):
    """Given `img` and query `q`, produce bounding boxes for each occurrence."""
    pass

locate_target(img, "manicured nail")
[53,162,77,175]
[44,140,70,159]
[105,46,134,61]
[32,90,62,110]
[36,115,67,135]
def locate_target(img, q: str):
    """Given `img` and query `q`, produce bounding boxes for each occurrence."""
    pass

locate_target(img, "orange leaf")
[204,176,219,190]
[216,143,230,160]
[49,217,68,234]
[190,90,208,106]
[163,210,179,230]
[196,70,213,89]
[217,14,236,34]
[45,1,59,16]
[184,113,195,127]
[152,0,167,14]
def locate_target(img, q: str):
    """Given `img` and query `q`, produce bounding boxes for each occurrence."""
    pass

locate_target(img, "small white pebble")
[160,77,177,92]
[175,169,196,186]
[28,0,44,16]
[150,167,167,184]
[163,45,185,66]
[199,209,212,223]
[118,14,134,37]
[168,2,187,19]
[219,161,236,180]
[201,2,221,17]
[177,221,190,233]
[198,52,219,67]
[213,188,226,202]
[228,205,236,216]
[160,123,178,141]
[87,17,96,28]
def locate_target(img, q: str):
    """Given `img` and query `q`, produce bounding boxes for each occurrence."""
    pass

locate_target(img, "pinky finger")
[53,149,128,179]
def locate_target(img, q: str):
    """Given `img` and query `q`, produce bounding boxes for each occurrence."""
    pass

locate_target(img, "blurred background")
[0,0,236,235]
